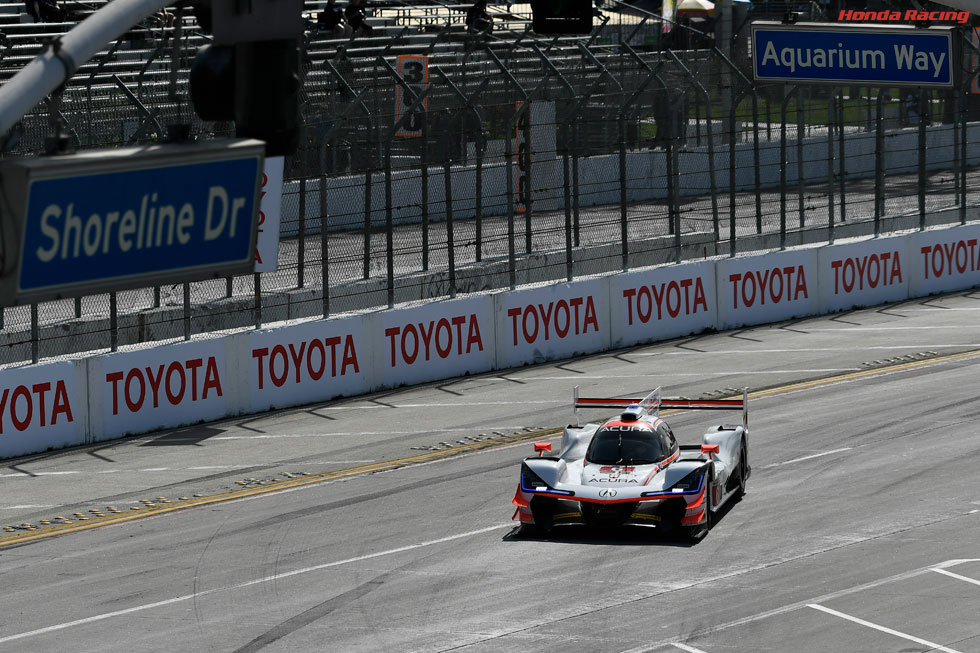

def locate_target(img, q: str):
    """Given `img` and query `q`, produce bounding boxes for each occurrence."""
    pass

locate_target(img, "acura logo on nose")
[598,489,617,498]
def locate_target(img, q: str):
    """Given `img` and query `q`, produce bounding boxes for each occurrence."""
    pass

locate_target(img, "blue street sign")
[751,22,955,87]
[0,140,264,304]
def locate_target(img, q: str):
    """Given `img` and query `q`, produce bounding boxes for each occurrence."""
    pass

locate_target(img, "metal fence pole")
[254,273,261,329]
[796,91,804,230]
[31,302,38,364]
[297,178,306,288]
[421,148,430,271]
[779,87,793,250]
[74,297,81,319]
[110,292,117,352]
[875,91,885,237]
[506,120,516,290]
[827,91,836,244]
[183,282,190,341]
[918,91,927,230]
[838,90,846,224]
[320,174,329,318]
[960,77,968,224]
[444,146,456,299]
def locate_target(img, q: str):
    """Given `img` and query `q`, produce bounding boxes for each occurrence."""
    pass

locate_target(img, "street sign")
[751,22,955,87]
[0,139,264,306]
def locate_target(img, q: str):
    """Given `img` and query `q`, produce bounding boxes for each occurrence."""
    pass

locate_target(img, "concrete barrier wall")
[3,223,979,459]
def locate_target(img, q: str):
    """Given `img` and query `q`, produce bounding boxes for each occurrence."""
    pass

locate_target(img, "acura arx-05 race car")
[512,387,750,540]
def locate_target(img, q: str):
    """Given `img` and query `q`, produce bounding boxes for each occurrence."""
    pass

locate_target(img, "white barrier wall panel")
[495,280,609,368]
[93,340,233,440]
[0,361,86,458]
[909,225,980,297]
[818,235,909,313]
[716,249,820,329]
[248,314,369,412]
[379,296,496,388]
[610,261,717,348]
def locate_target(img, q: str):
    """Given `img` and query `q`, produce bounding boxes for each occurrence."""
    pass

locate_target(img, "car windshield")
[585,425,666,465]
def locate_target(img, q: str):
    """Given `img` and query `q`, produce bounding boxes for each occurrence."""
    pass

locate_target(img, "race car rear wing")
[573,386,748,429]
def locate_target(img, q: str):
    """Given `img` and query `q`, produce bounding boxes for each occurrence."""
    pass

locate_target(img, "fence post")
[779,88,792,250]
[796,91,805,230]
[875,90,885,237]
[444,147,456,299]
[960,77,968,224]
[918,91,927,230]
[183,282,190,341]
[298,177,306,288]
[254,273,261,329]
[110,292,117,353]
[506,119,516,290]
[31,302,38,364]
[827,91,836,244]
[838,90,846,224]
[321,174,329,318]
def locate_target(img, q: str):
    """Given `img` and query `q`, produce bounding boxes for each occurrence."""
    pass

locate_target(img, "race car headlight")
[521,464,549,491]
[669,469,704,492]
[520,464,574,496]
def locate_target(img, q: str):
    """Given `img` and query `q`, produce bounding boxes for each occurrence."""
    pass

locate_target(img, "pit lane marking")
[806,604,962,653]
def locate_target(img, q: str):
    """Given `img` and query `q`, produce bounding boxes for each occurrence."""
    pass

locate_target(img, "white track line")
[932,568,980,587]
[0,523,509,645]
[671,643,708,653]
[762,448,852,469]
[807,604,962,653]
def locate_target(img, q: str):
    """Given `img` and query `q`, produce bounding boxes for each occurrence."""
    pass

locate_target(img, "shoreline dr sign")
[751,22,955,87]
[0,139,264,305]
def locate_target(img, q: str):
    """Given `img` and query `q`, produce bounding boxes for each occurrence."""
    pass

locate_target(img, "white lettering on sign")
[0,381,73,433]
[33,185,246,263]
[622,278,708,325]
[506,296,599,346]
[760,40,947,79]
[728,266,809,309]
[920,240,980,278]
[105,357,223,415]
[252,336,360,389]
[831,251,903,294]
[385,315,483,367]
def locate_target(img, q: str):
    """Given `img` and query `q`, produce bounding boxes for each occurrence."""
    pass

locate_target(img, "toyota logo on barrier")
[598,489,617,498]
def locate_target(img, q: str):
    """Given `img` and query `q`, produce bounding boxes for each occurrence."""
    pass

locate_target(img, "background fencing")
[1,0,979,365]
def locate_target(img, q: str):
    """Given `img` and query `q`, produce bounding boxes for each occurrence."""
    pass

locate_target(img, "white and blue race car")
[512,387,750,540]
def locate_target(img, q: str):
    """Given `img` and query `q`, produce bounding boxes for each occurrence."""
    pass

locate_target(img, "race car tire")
[735,439,748,500]
[518,522,551,537]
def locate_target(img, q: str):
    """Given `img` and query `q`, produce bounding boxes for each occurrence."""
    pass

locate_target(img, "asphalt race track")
[1,291,979,652]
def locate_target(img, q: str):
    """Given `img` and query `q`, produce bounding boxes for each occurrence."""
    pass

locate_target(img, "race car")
[512,386,750,540]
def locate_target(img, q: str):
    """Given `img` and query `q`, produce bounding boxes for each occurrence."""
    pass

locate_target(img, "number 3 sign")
[396,55,428,138]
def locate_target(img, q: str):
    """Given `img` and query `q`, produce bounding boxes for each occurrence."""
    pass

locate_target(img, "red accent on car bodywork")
[701,444,720,454]
[512,484,530,508]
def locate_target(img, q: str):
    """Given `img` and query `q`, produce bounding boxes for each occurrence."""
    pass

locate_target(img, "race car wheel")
[735,440,748,500]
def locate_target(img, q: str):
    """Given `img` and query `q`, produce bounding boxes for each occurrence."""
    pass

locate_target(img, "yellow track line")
[2,347,977,548]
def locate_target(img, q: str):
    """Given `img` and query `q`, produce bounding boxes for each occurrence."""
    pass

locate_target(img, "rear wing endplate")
[573,386,748,429]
